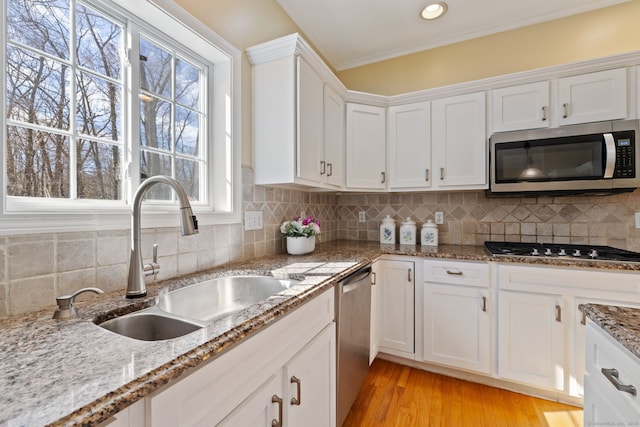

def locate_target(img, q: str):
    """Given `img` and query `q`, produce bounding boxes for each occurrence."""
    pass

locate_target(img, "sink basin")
[156,275,297,322]
[98,275,297,341]
[99,312,203,341]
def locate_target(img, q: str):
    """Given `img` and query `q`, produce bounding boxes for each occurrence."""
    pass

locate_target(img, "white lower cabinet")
[220,323,336,427]
[146,288,335,427]
[498,290,565,390]
[375,258,415,357]
[585,321,640,424]
[422,260,491,374]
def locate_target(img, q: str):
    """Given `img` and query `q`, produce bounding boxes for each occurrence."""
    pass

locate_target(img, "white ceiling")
[276,0,629,71]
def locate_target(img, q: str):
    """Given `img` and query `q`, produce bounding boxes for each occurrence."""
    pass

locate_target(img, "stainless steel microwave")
[488,119,640,196]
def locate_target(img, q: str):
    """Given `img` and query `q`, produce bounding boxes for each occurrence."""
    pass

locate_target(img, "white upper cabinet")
[558,67,627,126]
[345,103,386,190]
[492,81,550,132]
[248,34,346,190]
[323,84,345,188]
[387,102,431,190]
[432,91,487,189]
[297,57,325,183]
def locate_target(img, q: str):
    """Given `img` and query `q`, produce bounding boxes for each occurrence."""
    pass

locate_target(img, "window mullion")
[68,0,78,200]
[126,23,142,203]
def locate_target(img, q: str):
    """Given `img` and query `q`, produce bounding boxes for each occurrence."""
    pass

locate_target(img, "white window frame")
[0,0,241,234]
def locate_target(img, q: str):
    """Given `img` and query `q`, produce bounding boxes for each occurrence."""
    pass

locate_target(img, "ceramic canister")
[399,217,417,245]
[379,215,396,244]
[421,219,438,247]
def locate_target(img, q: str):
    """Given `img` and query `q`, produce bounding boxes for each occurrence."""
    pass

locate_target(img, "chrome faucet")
[127,175,199,298]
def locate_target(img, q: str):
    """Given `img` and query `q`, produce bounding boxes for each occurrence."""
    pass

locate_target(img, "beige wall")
[336,1,640,95]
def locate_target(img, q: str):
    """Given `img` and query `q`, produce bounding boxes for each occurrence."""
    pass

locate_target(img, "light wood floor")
[342,359,583,427]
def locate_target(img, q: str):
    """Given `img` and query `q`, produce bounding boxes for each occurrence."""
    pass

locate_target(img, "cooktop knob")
[531,248,540,256]
[573,249,581,257]
[544,248,553,256]
[558,248,567,256]
[589,249,598,259]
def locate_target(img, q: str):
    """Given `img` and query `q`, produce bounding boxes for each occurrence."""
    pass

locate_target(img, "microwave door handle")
[603,133,616,179]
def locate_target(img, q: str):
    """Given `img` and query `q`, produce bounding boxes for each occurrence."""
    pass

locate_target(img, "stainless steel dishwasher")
[336,263,373,427]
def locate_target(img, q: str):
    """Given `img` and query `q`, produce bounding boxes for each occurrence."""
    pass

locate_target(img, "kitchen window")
[1,0,240,232]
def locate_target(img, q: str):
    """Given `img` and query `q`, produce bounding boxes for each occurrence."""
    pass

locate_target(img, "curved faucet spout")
[127,175,199,298]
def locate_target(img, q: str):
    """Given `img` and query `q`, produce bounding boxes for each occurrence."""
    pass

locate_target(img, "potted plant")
[280,215,321,255]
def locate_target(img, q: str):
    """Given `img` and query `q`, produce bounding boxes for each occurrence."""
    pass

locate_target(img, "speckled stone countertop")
[581,304,640,360]
[2,239,639,427]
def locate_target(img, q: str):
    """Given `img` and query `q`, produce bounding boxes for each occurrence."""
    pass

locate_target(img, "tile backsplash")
[336,190,640,251]
[2,168,640,318]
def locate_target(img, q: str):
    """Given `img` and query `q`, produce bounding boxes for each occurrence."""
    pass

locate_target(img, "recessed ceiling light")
[420,2,448,20]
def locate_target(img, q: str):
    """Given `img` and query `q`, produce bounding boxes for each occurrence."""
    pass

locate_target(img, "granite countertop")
[3,239,640,427]
[581,304,640,360]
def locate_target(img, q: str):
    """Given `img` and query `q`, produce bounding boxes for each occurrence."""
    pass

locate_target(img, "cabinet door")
[432,91,487,188]
[370,261,380,364]
[377,259,414,355]
[345,103,386,190]
[323,85,344,188]
[218,371,284,427]
[297,57,324,183]
[423,283,490,373]
[492,81,549,132]
[558,67,627,126]
[285,323,336,427]
[387,102,431,190]
[498,290,565,391]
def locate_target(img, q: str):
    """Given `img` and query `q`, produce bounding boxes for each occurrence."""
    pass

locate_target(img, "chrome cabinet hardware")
[53,287,104,319]
[327,163,333,177]
[446,270,463,276]
[555,305,562,322]
[320,161,326,175]
[562,103,569,118]
[407,268,412,282]
[381,171,386,183]
[271,395,283,427]
[481,296,487,312]
[602,368,637,396]
[440,167,445,180]
[290,376,301,405]
[425,169,430,181]
[542,106,547,121]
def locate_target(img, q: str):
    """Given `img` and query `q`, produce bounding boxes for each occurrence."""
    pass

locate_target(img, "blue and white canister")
[380,215,396,244]
[399,217,417,245]
[421,220,438,247]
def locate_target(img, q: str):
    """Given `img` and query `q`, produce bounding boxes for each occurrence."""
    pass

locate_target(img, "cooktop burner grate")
[484,241,640,263]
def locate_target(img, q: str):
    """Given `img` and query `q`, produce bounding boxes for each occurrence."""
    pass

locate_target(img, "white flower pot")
[286,235,316,255]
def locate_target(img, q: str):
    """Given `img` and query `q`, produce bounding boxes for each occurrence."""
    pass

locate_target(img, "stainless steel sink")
[99,312,203,341]
[156,275,296,322]
[98,275,297,341]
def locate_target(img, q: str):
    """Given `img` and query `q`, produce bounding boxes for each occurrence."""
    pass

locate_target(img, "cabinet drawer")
[423,260,489,287]
[586,322,640,416]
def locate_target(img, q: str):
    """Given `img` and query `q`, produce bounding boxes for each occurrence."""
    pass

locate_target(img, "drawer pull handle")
[290,376,301,405]
[446,270,463,276]
[272,395,283,426]
[602,368,637,396]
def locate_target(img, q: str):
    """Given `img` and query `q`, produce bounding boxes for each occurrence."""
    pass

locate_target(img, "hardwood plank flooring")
[342,359,583,427]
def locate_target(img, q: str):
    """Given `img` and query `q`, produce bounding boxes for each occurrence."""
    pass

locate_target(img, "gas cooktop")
[484,241,640,263]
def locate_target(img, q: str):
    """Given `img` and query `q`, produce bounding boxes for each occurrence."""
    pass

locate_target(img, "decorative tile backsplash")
[336,190,640,251]
[2,167,640,318]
